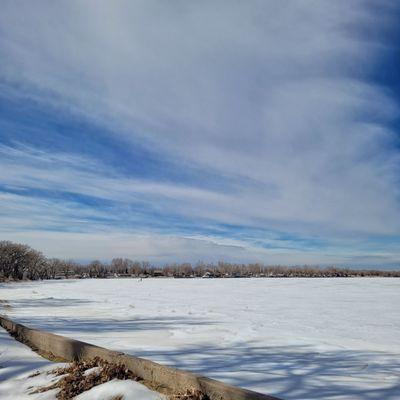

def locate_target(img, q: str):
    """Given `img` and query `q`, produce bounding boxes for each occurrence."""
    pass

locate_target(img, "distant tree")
[88,260,107,278]
[47,258,66,279]
[129,261,143,276]
[111,258,132,275]
[0,241,46,280]
[1,240,400,281]
[45,258,78,279]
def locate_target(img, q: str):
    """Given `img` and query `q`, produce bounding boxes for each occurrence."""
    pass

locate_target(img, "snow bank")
[0,326,62,400]
[75,379,165,400]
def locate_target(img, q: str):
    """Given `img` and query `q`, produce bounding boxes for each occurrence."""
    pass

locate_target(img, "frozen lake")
[1,278,399,399]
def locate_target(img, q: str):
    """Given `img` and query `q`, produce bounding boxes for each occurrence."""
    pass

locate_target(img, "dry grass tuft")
[32,357,137,399]
[31,357,210,400]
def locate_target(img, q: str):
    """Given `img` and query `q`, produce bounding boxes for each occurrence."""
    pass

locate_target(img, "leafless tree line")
[1,240,399,281]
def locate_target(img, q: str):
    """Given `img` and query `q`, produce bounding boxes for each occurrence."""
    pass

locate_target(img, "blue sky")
[1,1,400,267]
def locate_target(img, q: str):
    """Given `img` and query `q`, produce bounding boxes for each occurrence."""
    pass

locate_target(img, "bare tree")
[0,241,46,280]
[88,260,107,278]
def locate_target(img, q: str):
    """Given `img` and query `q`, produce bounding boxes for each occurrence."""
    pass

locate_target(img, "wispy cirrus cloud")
[1,142,399,266]
[0,1,399,265]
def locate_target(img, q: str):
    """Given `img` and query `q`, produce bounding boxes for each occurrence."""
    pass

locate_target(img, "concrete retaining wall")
[0,316,280,400]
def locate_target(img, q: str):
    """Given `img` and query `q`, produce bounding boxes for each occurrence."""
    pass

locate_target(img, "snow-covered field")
[1,278,399,399]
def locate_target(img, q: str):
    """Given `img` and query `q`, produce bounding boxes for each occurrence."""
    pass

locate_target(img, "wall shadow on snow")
[2,301,399,400]
[10,315,220,334]
[0,330,51,383]
[9,297,94,308]
[132,343,400,400]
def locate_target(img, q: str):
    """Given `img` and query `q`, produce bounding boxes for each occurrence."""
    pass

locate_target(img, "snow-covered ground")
[0,324,60,400]
[0,324,164,400]
[1,278,399,399]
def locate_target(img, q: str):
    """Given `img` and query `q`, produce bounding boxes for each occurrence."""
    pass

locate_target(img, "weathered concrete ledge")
[0,315,280,400]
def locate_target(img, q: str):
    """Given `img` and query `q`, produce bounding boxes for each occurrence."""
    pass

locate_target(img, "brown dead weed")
[31,357,209,400]
[31,357,136,399]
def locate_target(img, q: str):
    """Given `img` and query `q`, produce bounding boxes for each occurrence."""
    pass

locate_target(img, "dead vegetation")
[31,357,209,400]
[31,357,137,399]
